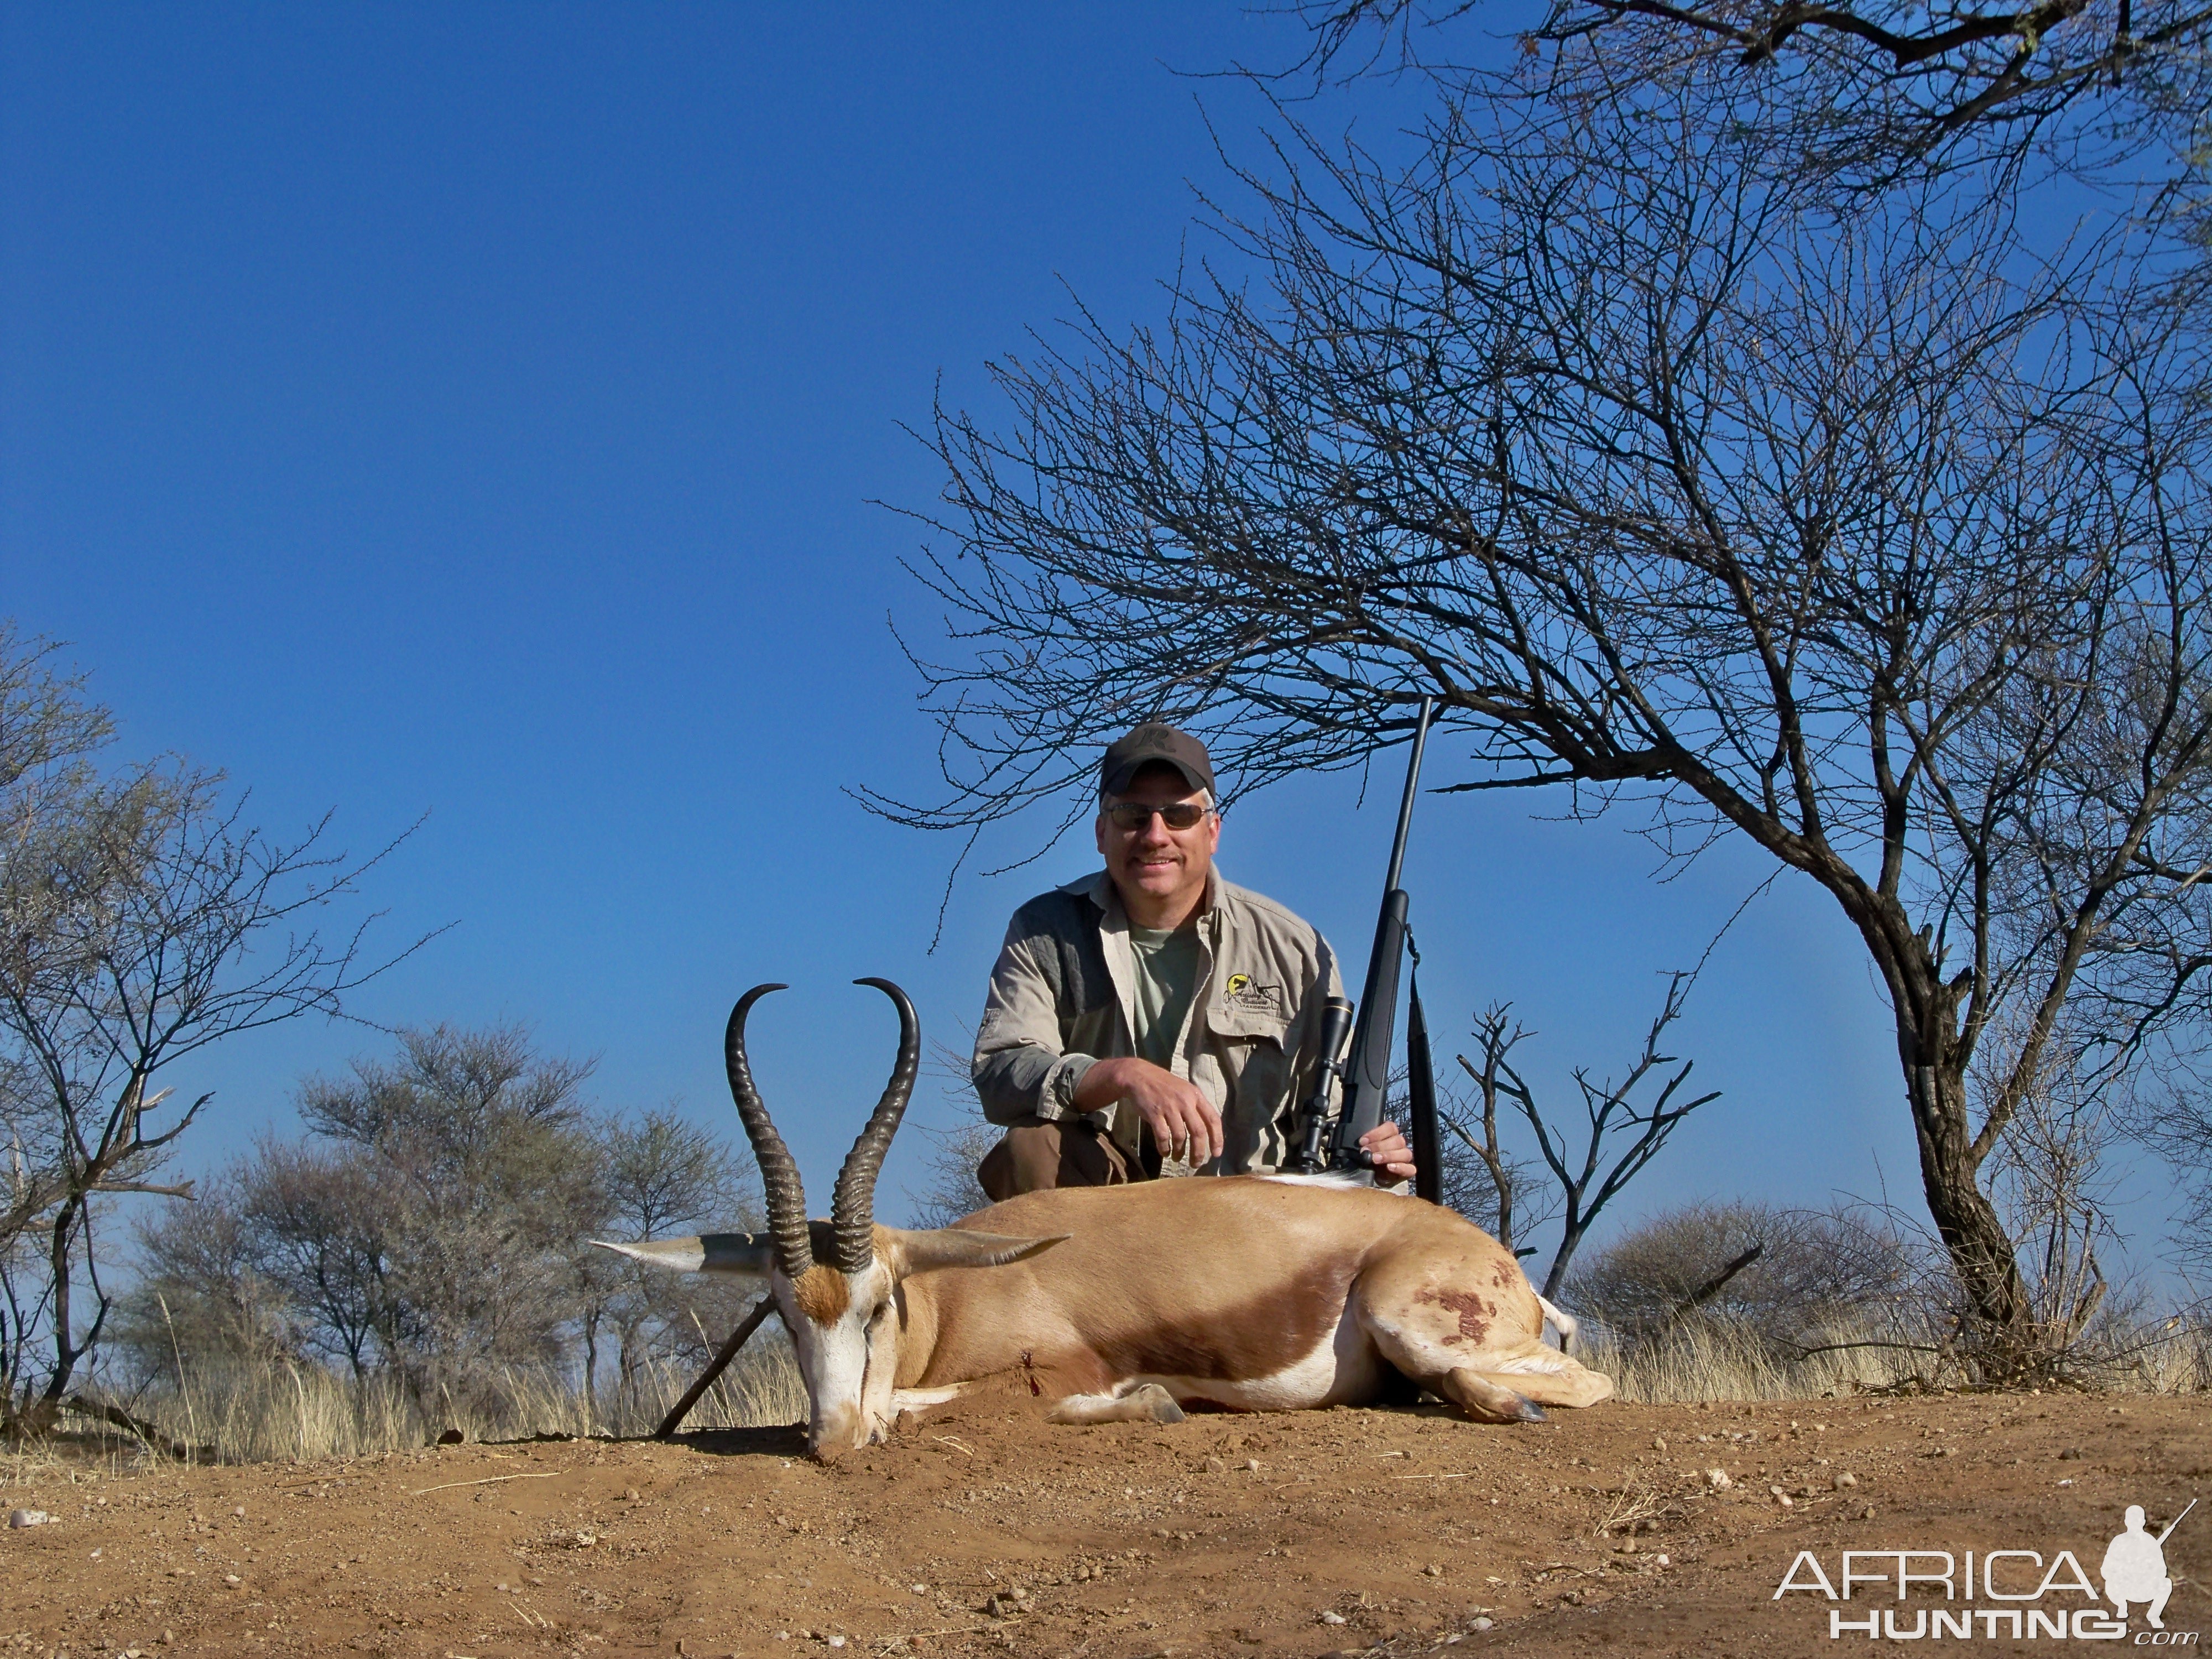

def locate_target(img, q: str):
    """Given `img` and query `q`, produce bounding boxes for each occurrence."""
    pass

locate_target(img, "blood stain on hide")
[1419,1288,1493,1344]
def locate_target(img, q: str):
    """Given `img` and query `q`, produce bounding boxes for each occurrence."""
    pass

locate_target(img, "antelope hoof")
[1048,1382,1188,1426]
[1136,1384,1186,1425]
[1437,1368,1548,1425]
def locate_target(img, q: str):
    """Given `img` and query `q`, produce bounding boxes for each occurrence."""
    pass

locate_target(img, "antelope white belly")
[1141,1303,1382,1411]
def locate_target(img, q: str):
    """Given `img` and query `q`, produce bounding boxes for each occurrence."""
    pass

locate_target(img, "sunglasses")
[1104,801,1211,832]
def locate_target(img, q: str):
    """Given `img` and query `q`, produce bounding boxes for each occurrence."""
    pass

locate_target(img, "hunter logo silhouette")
[2103,1500,2194,1630]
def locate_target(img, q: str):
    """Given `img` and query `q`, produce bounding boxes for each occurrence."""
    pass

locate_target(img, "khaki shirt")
[971,869,1345,1175]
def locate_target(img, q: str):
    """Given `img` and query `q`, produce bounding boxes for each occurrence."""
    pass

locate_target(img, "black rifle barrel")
[1383,698,1434,893]
[1329,695,1437,1177]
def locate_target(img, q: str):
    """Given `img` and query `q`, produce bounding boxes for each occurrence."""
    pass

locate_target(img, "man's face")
[1095,765,1219,916]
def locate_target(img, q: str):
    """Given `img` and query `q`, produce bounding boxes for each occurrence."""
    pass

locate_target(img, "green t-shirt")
[1126,921,1203,1069]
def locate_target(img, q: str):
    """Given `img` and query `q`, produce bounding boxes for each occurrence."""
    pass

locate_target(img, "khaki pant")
[976,1117,1162,1201]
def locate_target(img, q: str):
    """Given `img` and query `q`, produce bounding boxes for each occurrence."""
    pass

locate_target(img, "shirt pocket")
[1207,999,1291,1045]
[1205,998,1296,1130]
[1208,962,1293,1042]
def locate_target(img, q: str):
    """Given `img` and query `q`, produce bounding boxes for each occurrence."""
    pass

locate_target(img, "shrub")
[1567,1200,1910,1350]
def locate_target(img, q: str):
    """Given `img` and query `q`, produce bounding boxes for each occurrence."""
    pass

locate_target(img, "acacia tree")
[0,629,411,1426]
[1283,0,2211,195]
[1566,1198,1910,1347]
[293,1024,603,1403]
[875,81,2212,1371]
[1439,1008,1543,1249]
[2137,1034,2212,1274]
[128,1041,763,1428]
[582,1106,759,1417]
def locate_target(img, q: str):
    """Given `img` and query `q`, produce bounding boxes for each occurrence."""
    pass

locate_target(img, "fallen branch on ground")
[410,1472,561,1496]
[62,1395,216,1464]
[1795,1339,1943,1359]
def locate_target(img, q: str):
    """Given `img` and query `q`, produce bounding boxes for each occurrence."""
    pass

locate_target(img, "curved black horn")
[724,984,813,1281]
[830,977,919,1274]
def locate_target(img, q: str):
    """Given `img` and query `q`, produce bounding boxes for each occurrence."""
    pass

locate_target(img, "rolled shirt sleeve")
[972,931,1098,1124]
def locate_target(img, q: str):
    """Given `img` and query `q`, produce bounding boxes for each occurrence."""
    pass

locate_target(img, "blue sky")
[1,3,2185,1275]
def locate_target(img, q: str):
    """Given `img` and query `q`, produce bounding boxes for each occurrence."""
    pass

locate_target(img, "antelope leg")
[1048,1383,1186,1426]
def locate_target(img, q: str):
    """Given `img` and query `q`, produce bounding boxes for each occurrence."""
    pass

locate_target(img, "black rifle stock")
[1334,888,1408,1167]
[1286,696,1440,1193]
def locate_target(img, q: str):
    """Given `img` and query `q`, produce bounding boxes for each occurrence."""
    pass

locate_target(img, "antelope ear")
[885,1225,1069,1277]
[593,1233,776,1276]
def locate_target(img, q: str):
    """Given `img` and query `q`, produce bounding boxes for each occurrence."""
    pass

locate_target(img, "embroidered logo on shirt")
[1223,974,1285,1016]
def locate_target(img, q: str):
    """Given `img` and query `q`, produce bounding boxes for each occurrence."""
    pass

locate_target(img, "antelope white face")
[775,1250,898,1459]
[782,1228,1067,1458]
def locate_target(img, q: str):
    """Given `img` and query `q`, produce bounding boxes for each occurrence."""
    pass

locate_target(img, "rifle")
[1286,695,1443,1201]
[2157,1498,2197,1546]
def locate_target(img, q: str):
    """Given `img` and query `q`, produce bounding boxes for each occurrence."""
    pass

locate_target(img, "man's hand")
[1075,1056,1224,1165]
[1359,1120,1417,1184]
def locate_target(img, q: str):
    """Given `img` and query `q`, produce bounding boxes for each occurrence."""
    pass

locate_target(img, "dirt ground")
[3,1386,2206,1659]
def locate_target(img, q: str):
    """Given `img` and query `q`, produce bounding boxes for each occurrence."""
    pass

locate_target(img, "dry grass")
[15,1307,2206,1472]
[1583,1319,1922,1402]
[2094,1309,2212,1394]
[1580,1306,2212,1402]
[12,1333,808,1468]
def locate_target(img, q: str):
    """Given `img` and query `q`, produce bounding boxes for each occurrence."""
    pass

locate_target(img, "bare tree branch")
[1265,0,2212,196]
[877,67,2212,1370]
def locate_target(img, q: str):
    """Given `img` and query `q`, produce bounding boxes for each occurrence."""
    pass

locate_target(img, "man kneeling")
[971,721,1413,1196]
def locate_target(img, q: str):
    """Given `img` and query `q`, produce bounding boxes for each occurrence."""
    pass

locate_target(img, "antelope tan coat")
[890,1175,1613,1420]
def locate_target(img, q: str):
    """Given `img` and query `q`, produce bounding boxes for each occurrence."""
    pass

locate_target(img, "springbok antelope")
[601,981,1610,1460]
